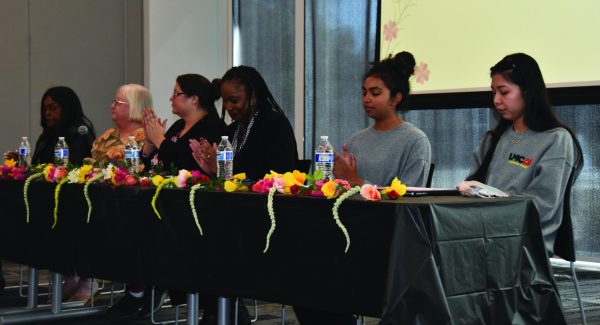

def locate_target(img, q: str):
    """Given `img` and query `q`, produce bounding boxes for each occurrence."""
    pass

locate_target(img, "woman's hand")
[143,108,167,149]
[333,144,363,186]
[190,138,218,175]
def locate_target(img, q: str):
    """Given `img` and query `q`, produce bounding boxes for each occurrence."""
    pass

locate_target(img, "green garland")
[52,178,69,229]
[332,186,361,253]
[189,183,204,235]
[23,172,44,223]
[151,177,176,219]
[84,173,105,223]
[263,186,278,253]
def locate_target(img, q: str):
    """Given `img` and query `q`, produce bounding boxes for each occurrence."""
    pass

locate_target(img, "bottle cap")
[22,136,27,140]
[58,137,65,140]
[221,136,229,140]
[321,135,328,140]
[129,135,135,140]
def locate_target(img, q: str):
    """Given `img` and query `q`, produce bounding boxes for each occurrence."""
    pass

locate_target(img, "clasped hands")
[333,144,363,186]
[189,139,218,175]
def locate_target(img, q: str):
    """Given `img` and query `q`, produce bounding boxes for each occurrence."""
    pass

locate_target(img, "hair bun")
[211,78,222,101]
[393,51,416,77]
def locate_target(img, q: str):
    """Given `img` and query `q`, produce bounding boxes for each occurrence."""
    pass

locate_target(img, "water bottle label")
[55,149,69,158]
[217,151,233,161]
[315,153,333,163]
[131,150,139,158]
[19,147,29,155]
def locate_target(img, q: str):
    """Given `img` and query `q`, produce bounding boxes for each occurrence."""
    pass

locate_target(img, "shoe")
[67,278,99,303]
[107,291,144,318]
[46,275,79,304]
[136,287,167,319]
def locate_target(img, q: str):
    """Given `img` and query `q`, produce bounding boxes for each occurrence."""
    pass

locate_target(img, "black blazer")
[228,108,298,180]
[144,113,225,172]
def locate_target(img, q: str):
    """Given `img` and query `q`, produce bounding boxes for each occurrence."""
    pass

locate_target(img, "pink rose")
[251,179,273,193]
[124,174,137,186]
[335,179,351,191]
[54,166,68,181]
[360,184,381,201]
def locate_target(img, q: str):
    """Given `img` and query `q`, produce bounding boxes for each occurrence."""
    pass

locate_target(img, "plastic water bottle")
[18,136,32,168]
[124,136,140,173]
[217,136,233,179]
[315,135,334,180]
[54,137,69,166]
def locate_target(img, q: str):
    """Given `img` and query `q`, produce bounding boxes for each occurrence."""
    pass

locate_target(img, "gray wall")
[0,0,143,153]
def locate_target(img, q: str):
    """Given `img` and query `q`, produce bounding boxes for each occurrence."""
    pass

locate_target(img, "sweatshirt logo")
[508,152,533,168]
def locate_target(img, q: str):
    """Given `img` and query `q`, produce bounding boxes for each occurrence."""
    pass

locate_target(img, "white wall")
[0,0,143,154]
[144,0,229,124]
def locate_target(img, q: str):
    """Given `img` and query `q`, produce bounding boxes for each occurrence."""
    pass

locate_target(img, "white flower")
[103,163,114,181]
[67,168,81,183]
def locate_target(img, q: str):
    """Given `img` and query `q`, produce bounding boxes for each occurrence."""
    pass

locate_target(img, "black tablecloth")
[0,180,565,324]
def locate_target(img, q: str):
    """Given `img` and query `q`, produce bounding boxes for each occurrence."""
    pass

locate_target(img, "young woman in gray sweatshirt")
[333,51,431,187]
[466,53,584,255]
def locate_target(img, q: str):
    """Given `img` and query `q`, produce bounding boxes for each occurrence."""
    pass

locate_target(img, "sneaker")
[107,291,144,318]
[136,287,167,319]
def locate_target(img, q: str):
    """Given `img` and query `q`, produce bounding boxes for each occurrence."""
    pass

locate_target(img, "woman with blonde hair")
[91,84,152,166]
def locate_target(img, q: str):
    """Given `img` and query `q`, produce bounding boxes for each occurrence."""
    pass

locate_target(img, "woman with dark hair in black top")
[191,65,298,180]
[141,73,226,173]
[32,86,96,165]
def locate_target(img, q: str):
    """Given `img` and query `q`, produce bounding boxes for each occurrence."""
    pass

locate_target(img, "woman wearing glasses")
[141,74,225,173]
[90,84,151,166]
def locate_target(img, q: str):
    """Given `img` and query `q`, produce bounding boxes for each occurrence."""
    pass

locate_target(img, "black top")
[228,108,298,180]
[144,113,225,172]
[32,126,95,165]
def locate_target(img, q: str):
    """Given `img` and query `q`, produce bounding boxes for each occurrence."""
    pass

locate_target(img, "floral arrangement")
[8,158,411,254]
[0,159,27,180]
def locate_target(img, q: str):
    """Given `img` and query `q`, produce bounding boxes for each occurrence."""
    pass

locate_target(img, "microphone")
[77,125,89,135]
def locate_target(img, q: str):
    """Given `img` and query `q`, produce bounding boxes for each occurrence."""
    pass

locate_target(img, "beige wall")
[144,0,229,125]
[0,0,229,154]
[0,0,143,153]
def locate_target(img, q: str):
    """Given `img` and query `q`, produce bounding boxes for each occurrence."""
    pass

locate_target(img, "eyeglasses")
[172,91,186,97]
[112,99,128,106]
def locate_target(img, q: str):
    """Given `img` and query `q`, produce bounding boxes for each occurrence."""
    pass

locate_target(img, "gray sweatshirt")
[347,122,431,187]
[468,127,576,255]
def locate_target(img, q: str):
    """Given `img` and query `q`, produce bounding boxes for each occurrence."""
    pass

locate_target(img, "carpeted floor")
[0,260,598,324]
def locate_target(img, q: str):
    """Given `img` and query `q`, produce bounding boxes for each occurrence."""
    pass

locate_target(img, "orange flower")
[321,180,339,199]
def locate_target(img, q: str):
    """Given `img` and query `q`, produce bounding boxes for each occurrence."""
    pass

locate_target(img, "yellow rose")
[387,177,407,196]
[152,175,165,186]
[233,173,246,180]
[44,164,54,181]
[224,180,238,192]
[282,172,298,187]
[4,159,16,168]
[321,180,339,199]
[292,170,306,185]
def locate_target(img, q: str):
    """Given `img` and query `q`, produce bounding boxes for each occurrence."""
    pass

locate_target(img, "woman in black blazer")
[191,65,298,180]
